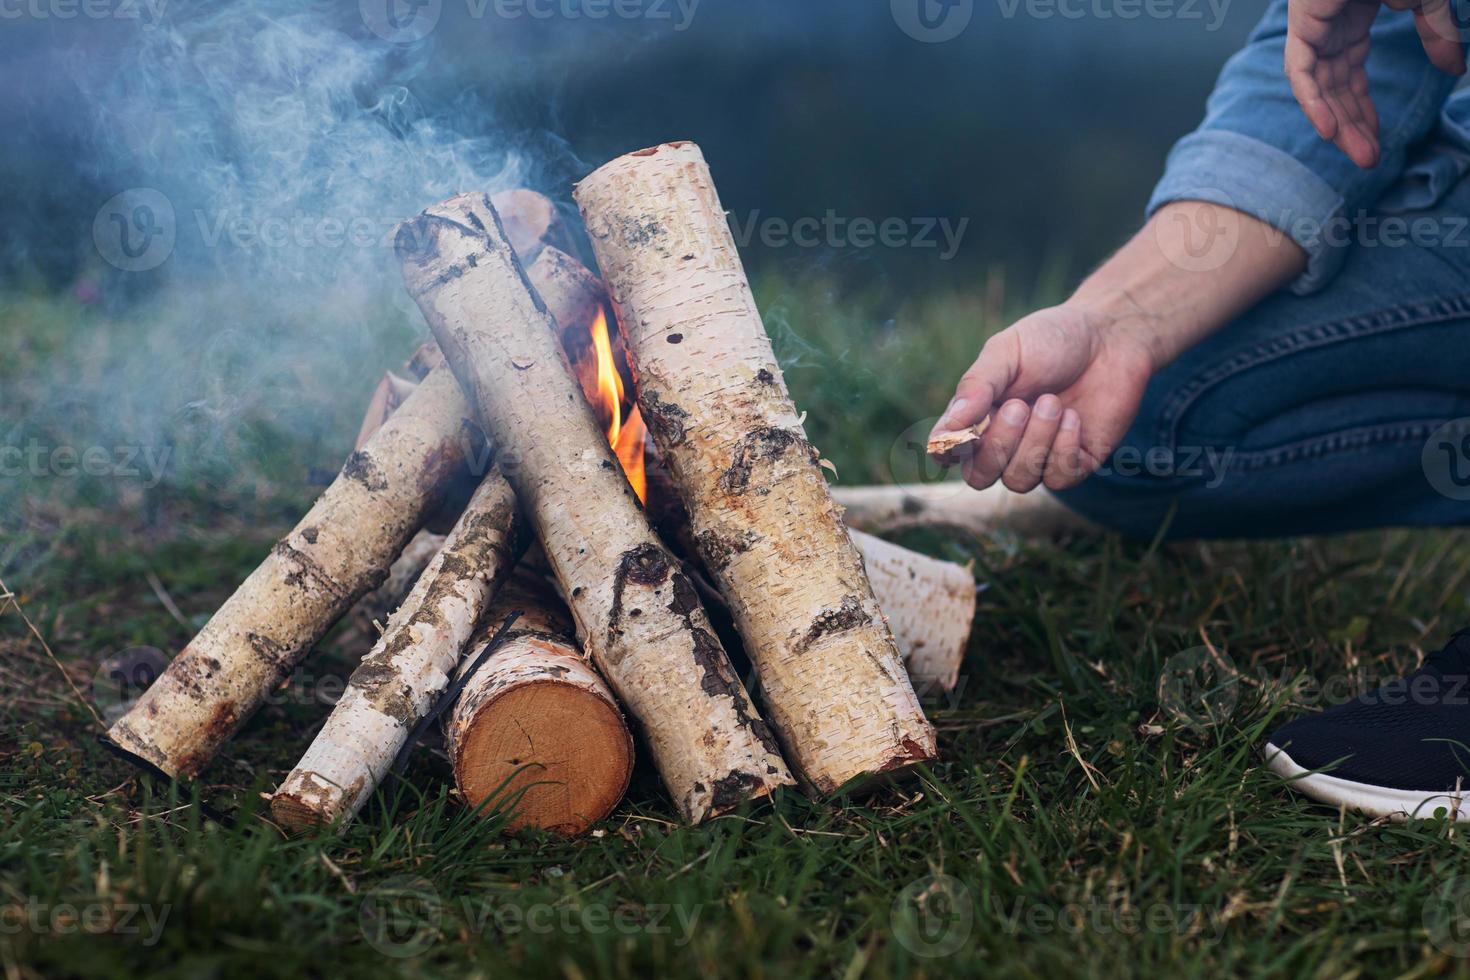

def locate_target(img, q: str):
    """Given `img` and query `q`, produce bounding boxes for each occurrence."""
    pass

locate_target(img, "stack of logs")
[104,144,984,835]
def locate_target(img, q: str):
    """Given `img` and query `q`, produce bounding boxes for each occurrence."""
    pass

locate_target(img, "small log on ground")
[106,366,479,778]
[848,529,976,694]
[270,474,526,832]
[832,482,1090,539]
[576,142,935,795]
[445,569,633,836]
[397,192,792,823]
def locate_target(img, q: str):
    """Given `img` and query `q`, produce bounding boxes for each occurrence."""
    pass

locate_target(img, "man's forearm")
[1070,201,1307,371]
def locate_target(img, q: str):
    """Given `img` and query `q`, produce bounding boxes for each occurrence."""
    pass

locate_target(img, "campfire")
[102,144,979,835]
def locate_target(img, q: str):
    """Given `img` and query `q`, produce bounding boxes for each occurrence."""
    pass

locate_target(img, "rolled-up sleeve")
[1147,0,1462,293]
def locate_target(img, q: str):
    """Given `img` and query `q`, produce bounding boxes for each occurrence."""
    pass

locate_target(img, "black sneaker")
[1264,630,1470,821]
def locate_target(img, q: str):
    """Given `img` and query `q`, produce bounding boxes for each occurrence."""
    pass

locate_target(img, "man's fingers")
[963,399,1029,491]
[1415,0,1468,76]
[1001,394,1062,493]
[931,332,1019,440]
[1285,40,1339,141]
[1285,33,1383,169]
[1043,409,1090,490]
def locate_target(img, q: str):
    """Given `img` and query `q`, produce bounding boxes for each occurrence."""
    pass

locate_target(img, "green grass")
[5,278,1470,979]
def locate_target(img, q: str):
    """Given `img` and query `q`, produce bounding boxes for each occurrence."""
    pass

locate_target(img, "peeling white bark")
[849,529,976,694]
[270,474,526,831]
[397,192,792,823]
[576,142,936,795]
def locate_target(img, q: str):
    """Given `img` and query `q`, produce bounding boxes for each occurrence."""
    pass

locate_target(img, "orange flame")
[589,307,647,502]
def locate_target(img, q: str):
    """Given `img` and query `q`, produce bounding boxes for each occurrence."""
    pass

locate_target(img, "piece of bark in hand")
[926,416,992,459]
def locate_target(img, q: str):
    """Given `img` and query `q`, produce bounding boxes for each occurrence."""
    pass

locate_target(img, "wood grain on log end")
[455,672,633,836]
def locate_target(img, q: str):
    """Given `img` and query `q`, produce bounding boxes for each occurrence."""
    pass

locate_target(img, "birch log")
[849,529,975,694]
[832,482,1090,539]
[270,474,526,831]
[397,192,792,823]
[446,570,633,836]
[645,449,976,694]
[356,241,608,630]
[106,366,479,778]
[576,142,936,795]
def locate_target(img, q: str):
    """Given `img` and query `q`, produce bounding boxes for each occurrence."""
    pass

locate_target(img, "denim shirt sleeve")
[1147,0,1463,294]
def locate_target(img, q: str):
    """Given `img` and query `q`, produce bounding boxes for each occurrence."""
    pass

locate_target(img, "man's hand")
[1286,0,1465,169]
[931,305,1157,492]
[930,201,1309,496]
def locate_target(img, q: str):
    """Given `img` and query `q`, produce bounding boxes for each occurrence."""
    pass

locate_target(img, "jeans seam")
[1154,293,1470,452]
[1222,418,1448,472]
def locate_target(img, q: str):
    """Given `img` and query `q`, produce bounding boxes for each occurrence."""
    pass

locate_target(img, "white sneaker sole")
[1264,743,1470,822]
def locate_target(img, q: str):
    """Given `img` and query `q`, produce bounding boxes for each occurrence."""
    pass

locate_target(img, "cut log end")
[270,788,332,834]
[455,675,633,836]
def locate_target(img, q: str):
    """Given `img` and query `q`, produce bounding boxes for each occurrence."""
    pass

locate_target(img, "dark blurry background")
[0,0,1271,528]
[0,0,1265,297]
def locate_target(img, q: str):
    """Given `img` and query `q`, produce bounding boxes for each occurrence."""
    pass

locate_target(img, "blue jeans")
[1058,177,1470,540]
